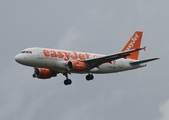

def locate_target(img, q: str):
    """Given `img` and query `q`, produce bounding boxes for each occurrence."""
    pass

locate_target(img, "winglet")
[121,31,143,60]
[143,46,146,51]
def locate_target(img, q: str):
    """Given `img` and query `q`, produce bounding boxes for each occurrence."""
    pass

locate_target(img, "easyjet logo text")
[126,34,139,50]
[43,49,91,61]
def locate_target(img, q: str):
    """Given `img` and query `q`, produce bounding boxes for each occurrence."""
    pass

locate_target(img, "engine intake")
[67,60,86,71]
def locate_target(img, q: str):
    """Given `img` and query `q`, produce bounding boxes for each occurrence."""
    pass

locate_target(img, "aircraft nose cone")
[15,54,22,63]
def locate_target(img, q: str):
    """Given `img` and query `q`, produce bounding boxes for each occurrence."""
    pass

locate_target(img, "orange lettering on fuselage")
[63,52,70,61]
[43,50,50,57]
[72,52,78,59]
[42,49,91,61]
[57,51,64,58]
[50,50,57,58]
[84,53,90,59]
[79,53,85,60]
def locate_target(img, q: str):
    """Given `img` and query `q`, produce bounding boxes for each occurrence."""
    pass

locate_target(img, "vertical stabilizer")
[121,31,143,60]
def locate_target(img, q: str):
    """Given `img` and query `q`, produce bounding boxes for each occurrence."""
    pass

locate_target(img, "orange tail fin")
[121,31,143,60]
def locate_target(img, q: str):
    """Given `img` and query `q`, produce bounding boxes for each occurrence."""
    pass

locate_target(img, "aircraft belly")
[91,63,117,74]
[91,60,132,74]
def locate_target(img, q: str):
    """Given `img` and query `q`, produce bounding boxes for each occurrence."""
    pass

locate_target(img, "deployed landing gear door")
[36,48,43,59]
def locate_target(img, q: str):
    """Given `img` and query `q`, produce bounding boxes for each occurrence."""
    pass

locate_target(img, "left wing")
[81,47,146,70]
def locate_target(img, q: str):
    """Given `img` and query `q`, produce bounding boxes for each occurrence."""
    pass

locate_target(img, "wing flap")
[130,58,160,65]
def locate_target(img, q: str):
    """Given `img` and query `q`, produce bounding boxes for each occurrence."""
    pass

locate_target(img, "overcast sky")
[0,0,169,120]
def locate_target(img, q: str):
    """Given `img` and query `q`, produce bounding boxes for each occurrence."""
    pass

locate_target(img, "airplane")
[15,31,159,85]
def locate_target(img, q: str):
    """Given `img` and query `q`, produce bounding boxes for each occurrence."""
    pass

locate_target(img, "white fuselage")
[14,31,159,85]
[15,47,146,74]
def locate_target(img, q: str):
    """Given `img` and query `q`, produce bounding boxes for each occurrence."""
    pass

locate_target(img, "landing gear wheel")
[64,79,72,85]
[86,74,94,81]
[32,74,36,78]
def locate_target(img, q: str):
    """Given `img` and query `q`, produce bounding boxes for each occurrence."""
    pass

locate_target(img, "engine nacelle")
[67,60,86,71]
[33,68,56,79]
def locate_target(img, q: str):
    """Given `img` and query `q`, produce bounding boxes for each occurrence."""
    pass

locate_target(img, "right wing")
[81,46,146,70]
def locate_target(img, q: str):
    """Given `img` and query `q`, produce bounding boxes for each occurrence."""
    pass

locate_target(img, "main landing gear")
[63,73,72,85]
[86,74,94,81]
[63,73,94,85]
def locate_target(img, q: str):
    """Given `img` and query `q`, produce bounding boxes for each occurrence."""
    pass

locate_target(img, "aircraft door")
[36,48,43,59]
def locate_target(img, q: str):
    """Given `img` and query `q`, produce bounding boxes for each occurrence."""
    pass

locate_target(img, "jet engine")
[33,68,57,79]
[67,60,86,71]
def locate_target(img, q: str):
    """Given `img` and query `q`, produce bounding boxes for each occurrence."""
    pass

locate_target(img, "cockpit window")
[21,51,32,54]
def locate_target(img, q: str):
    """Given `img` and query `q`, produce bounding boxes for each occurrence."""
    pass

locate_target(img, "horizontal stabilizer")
[130,58,160,65]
